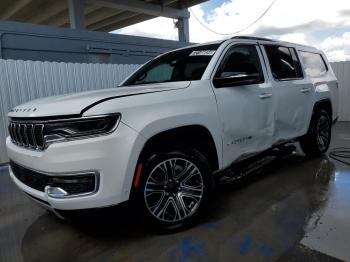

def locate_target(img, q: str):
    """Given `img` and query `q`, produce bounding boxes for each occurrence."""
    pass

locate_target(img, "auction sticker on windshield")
[189,50,216,56]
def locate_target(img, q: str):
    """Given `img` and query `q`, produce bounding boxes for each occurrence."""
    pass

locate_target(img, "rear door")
[262,45,313,143]
[212,43,274,166]
[299,51,339,121]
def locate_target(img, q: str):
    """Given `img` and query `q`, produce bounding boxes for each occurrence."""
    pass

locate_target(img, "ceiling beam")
[45,10,69,27]
[44,5,99,27]
[97,14,154,32]
[29,1,68,24]
[85,7,123,26]
[87,11,138,31]
[0,0,31,20]
[86,0,189,19]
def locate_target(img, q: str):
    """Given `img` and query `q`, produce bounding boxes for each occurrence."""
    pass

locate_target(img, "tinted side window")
[300,51,328,77]
[290,48,303,78]
[264,46,302,80]
[215,45,264,82]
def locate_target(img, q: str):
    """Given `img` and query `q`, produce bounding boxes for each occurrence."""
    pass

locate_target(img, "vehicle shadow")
[204,153,335,223]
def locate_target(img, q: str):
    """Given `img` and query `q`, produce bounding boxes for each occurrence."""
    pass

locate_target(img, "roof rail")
[231,36,275,42]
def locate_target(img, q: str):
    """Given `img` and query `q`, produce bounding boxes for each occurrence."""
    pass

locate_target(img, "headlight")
[44,114,120,144]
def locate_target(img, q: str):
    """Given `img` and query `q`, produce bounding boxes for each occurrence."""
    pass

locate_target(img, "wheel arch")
[299,98,333,156]
[140,125,219,169]
[131,125,221,191]
[303,98,333,137]
[312,99,332,119]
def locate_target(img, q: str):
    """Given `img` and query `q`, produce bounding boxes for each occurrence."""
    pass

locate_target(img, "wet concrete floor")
[1,123,350,262]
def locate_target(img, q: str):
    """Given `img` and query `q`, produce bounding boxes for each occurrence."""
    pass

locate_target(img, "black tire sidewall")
[312,110,331,153]
[301,109,332,155]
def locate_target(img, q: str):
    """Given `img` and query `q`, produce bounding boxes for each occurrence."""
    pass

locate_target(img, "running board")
[218,144,296,184]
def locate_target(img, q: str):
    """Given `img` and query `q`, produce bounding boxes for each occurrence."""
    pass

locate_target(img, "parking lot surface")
[1,123,350,262]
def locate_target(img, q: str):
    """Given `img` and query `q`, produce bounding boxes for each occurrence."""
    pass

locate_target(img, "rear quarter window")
[300,51,328,77]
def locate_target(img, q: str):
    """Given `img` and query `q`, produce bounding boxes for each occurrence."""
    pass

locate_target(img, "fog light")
[46,173,98,198]
[45,186,68,198]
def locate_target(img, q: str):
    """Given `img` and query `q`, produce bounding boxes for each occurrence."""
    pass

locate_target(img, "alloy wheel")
[316,115,330,151]
[144,158,204,223]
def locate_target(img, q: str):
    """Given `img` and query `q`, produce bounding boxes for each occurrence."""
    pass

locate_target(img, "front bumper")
[6,121,145,210]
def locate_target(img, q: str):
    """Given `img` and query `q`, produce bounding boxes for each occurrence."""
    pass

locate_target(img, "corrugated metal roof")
[0,0,205,32]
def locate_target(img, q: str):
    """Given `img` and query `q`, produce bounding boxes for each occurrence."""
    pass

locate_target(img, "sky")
[113,0,350,62]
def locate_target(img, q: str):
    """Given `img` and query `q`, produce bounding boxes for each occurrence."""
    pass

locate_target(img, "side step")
[218,144,296,184]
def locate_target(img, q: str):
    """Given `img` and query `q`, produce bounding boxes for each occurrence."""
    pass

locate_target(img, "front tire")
[137,147,212,231]
[300,109,332,156]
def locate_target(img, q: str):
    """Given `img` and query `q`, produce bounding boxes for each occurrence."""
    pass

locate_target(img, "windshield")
[122,44,220,86]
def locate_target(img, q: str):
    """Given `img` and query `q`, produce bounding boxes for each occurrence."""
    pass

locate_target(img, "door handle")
[300,87,311,93]
[259,93,272,99]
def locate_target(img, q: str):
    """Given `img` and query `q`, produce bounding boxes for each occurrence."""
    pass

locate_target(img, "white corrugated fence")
[0,59,349,164]
[331,62,350,122]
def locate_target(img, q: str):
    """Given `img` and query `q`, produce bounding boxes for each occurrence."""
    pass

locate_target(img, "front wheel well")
[137,125,219,172]
[313,99,332,118]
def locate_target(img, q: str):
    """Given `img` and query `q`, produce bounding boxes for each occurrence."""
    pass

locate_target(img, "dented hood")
[8,82,190,118]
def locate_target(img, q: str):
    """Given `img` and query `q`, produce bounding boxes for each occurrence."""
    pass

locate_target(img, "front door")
[212,44,274,167]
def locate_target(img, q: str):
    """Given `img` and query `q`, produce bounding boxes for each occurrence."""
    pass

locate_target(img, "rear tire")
[136,147,212,231]
[300,109,332,156]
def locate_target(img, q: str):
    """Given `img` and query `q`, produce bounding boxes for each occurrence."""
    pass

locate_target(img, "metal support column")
[68,0,85,29]
[178,11,189,42]
[0,33,3,58]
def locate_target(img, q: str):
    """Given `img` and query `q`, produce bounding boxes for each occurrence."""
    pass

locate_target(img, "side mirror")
[213,73,260,88]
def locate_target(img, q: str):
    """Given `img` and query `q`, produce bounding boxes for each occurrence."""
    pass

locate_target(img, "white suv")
[6,36,338,229]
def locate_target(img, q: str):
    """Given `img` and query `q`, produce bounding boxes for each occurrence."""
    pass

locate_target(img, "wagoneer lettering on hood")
[8,81,190,118]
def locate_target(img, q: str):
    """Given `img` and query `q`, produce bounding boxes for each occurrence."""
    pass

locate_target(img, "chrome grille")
[9,121,45,149]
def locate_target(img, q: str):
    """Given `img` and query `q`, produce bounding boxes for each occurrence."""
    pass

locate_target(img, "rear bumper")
[6,121,145,210]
